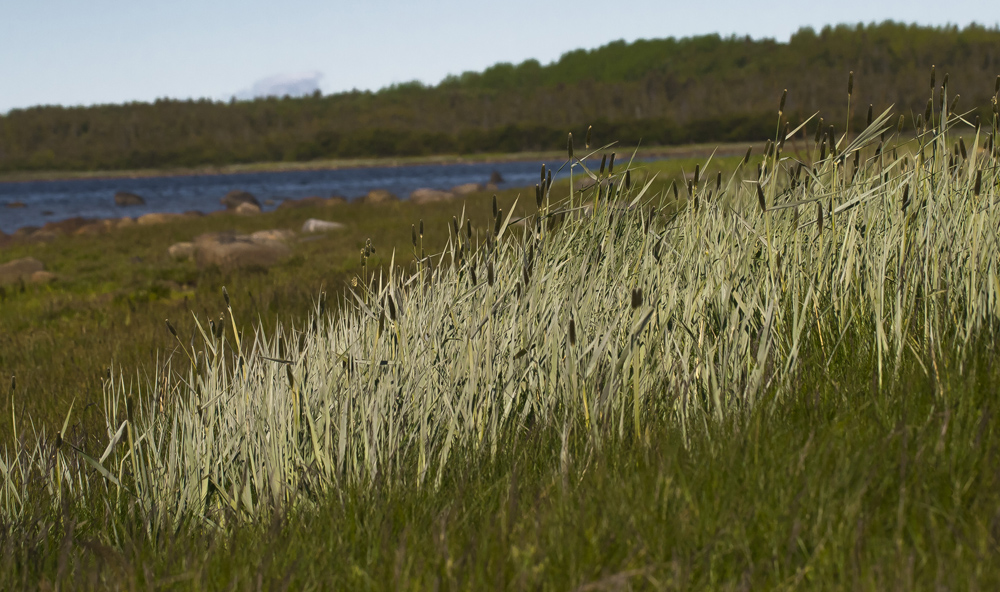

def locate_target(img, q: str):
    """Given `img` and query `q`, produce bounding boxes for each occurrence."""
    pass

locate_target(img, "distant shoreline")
[0,142,757,184]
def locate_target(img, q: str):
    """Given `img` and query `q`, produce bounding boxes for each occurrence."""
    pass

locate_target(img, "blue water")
[0,159,583,234]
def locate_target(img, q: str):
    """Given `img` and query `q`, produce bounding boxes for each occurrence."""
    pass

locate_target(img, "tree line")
[1,21,999,172]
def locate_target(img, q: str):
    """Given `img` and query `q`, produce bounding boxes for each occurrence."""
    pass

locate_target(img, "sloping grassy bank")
[4,81,1000,587]
[2,340,998,589]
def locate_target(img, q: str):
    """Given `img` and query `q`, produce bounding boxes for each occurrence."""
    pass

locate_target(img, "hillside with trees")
[1,21,999,172]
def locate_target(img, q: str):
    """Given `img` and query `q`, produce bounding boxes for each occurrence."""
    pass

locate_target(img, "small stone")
[301,219,346,233]
[0,257,45,285]
[250,229,296,243]
[410,188,454,204]
[5,201,26,208]
[167,242,196,260]
[194,232,291,269]
[30,271,57,284]
[235,202,262,216]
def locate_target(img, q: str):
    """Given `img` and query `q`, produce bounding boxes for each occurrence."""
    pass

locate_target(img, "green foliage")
[2,21,999,172]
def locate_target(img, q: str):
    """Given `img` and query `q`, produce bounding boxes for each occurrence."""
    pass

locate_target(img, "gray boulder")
[0,257,44,285]
[114,191,146,206]
[220,190,261,210]
[193,232,291,269]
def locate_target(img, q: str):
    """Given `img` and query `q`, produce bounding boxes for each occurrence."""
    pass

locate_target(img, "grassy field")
[3,89,1000,589]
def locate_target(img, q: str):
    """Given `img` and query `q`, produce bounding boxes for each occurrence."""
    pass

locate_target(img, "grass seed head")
[847,72,854,97]
[411,225,417,248]
[165,319,177,338]
[599,154,607,175]
[222,286,230,307]
[625,170,632,191]
[568,315,576,346]
[585,125,592,148]
[930,65,936,89]
[817,202,824,233]
[950,95,960,113]
[494,210,502,236]
[631,288,643,310]
[902,184,911,212]
[975,170,982,197]
[567,133,574,160]
[609,153,616,175]
[960,138,967,160]
[756,184,766,212]
[780,88,787,113]
[743,146,752,166]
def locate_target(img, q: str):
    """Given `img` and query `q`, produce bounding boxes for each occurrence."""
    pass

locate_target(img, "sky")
[2,0,999,114]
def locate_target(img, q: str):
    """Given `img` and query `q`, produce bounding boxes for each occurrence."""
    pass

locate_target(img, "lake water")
[0,159,582,234]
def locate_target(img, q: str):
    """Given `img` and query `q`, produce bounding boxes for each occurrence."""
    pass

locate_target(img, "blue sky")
[2,0,998,114]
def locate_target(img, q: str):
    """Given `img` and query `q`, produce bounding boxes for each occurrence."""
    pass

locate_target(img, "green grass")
[3,89,1000,589]
[3,344,998,589]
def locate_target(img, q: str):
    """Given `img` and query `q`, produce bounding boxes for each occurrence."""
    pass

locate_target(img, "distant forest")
[2,21,1000,172]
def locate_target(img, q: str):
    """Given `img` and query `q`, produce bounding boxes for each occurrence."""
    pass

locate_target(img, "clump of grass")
[3,73,1000,546]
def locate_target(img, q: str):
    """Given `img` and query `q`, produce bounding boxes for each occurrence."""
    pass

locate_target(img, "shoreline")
[0,142,757,184]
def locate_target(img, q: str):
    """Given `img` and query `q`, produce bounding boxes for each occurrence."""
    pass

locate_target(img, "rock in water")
[114,191,146,206]
[301,219,346,233]
[489,170,505,184]
[220,190,261,210]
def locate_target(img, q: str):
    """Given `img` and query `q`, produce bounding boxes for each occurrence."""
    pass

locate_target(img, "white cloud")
[234,71,323,100]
